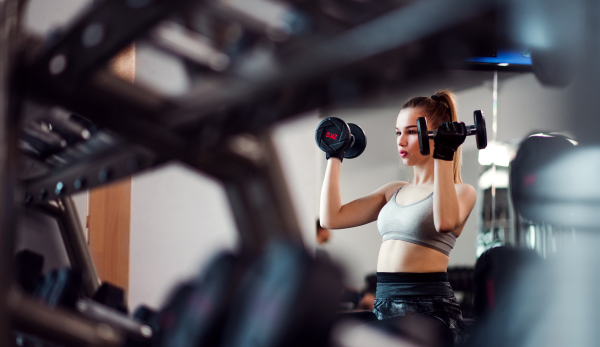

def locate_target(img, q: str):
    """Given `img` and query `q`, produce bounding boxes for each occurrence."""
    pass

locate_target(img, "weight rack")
[1,0,506,344]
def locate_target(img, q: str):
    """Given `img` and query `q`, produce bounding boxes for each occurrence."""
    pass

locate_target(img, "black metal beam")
[166,0,496,128]
[24,143,157,205]
[22,63,264,181]
[25,0,202,95]
[0,0,24,344]
[222,132,305,252]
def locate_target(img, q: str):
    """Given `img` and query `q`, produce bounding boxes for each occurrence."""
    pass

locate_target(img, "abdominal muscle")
[377,239,449,273]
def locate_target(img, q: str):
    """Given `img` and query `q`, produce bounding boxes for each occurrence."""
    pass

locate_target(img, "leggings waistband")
[377,272,448,283]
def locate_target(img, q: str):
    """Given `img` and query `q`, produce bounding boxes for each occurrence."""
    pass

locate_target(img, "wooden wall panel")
[88,179,132,292]
[88,45,135,293]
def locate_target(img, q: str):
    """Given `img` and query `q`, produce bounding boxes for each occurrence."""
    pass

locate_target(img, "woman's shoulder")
[379,181,408,201]
[454,182,477,200]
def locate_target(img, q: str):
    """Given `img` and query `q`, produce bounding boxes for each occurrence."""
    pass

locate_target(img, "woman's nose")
[398,134,407,146]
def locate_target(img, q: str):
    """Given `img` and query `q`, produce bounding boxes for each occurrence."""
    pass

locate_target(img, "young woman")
[319,90,477,345]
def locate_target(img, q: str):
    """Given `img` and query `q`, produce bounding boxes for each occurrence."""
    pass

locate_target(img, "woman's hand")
[433,122,467,161]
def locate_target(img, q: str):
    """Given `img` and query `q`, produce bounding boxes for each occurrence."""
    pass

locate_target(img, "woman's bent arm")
[433,159,476,234]
[319,158,402,229]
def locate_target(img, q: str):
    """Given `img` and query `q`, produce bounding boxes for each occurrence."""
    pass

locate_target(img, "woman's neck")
[411,158,435,185]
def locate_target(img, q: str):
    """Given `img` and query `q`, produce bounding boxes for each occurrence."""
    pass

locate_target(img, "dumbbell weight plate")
[344,123,367,159]
[315,117,351,154]
[474,110,487,149]
[417,117,430,155]
[156,252,240,346]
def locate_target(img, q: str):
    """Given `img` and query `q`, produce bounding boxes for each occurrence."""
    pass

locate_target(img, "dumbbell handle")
[426,125,477,139]
[417,111,486,155]
[466,125,477,136]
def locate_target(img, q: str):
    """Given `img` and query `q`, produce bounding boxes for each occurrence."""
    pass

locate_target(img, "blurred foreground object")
[155,241,343,347]
[466,233,600,347]
[509,134,598,228]
[472,246,540,320]
[334,314,453,347]
[468,130,600,345]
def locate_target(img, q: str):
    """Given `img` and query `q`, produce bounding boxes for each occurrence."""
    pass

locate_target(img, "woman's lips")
[399,150,408,158]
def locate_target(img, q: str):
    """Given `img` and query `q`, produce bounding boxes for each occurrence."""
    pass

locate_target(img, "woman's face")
[396,107,433,165]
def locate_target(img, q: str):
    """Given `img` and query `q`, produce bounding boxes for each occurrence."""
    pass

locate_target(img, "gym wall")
[128,165,239,310]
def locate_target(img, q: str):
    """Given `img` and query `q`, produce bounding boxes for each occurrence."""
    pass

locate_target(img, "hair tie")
[431,95,441,102]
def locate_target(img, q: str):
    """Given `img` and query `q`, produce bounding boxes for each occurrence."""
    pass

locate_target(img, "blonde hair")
[401,90,462,183]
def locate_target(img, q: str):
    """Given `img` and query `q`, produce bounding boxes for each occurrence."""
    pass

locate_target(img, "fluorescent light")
[528,225,536,249]
[530,133,578,146]
[478,142,512,167]
[498,63,509,66]
[478,167,509,189]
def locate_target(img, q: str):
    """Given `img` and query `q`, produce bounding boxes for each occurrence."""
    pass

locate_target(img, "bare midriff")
[377,239,449,273]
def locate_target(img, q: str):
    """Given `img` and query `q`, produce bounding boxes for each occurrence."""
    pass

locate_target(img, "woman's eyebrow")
[395,125,418,130]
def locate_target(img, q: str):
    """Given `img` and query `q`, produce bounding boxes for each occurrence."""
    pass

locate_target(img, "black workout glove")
[326,137,352,162]
[433,122,467,161]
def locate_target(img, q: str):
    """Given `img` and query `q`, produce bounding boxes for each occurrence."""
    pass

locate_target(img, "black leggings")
[373,272,465,346]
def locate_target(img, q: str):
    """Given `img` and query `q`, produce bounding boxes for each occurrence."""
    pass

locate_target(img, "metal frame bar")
[60,198,101,296]
[35,199,101,297]
[9,288,123,347]
[75,298,153,342]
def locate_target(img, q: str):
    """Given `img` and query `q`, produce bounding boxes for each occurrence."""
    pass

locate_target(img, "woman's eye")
[396,132,401,136]
[408,131,417,134]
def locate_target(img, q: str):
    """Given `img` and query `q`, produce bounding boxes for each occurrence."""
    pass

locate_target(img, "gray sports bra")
[377,186,457,256]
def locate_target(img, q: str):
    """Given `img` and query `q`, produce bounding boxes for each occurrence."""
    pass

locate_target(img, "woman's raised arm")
[319,158,403,229]
[433,160,476,235]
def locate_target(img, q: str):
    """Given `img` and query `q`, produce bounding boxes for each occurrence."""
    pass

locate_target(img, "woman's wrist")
[434,159,455,179]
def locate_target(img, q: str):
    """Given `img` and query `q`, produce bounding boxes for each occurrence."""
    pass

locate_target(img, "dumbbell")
[417,110,487,155]
[92,282,128,314]
[315,117,367,159]
[14,250,44,294]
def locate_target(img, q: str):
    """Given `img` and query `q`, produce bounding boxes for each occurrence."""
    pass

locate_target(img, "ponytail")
[402,89,462,183]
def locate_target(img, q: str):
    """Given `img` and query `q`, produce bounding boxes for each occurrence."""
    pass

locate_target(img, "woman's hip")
[372,272,465,344]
